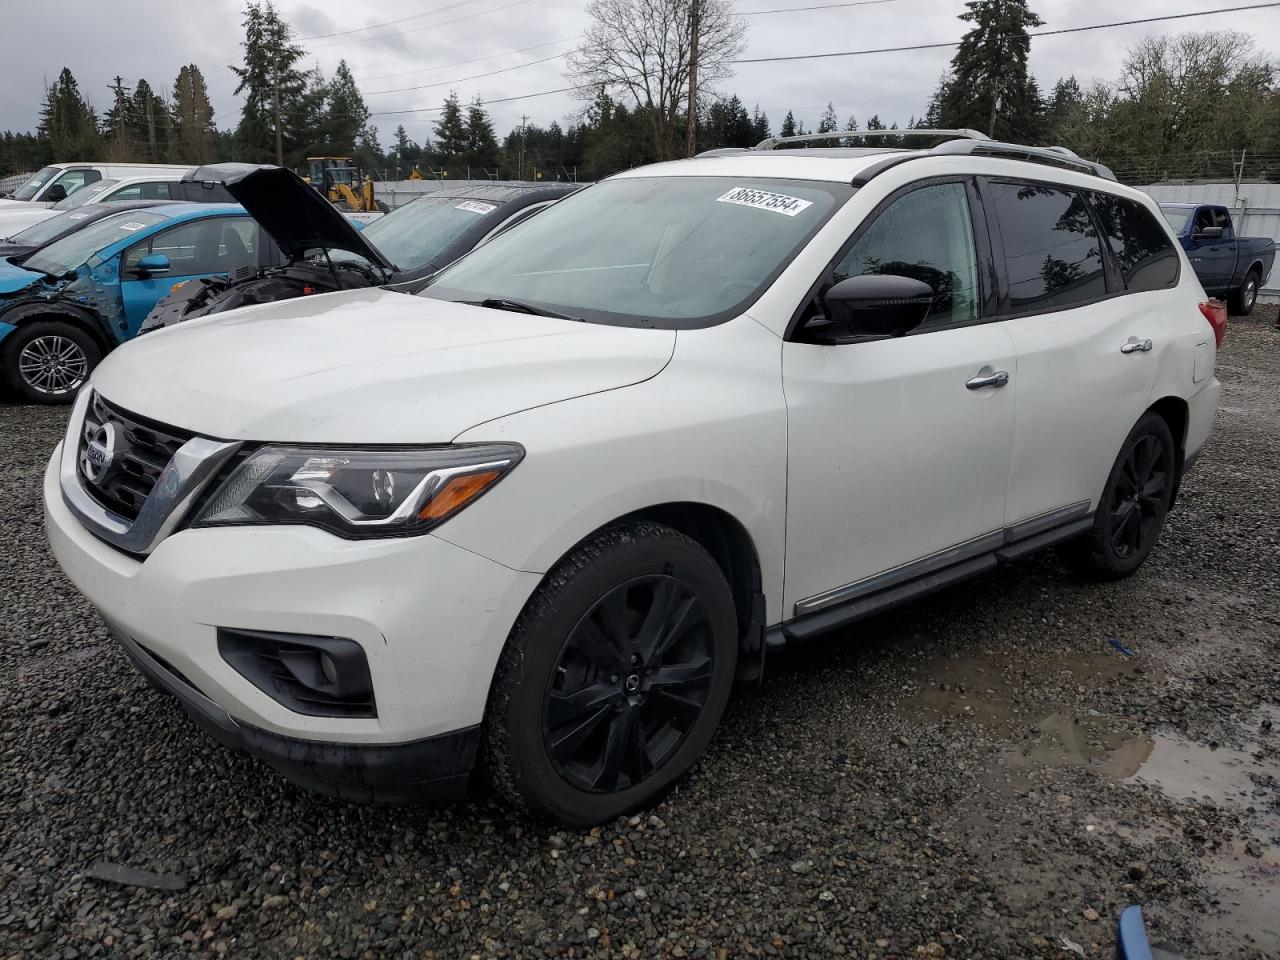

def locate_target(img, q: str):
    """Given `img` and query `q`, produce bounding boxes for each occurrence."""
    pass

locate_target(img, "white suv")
[45,131,1223,826]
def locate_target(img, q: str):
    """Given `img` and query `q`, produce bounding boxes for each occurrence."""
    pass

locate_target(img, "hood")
[92,288,675,443]
[0,206,57,238]
[0,259,41,296]
[184,163,393,270]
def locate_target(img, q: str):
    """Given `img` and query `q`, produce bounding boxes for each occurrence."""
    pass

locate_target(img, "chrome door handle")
[965,370,1009,390]
[1121,337,1153,354]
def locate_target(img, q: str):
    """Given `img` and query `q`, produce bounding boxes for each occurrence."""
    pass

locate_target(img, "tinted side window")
[987,180,1106,313]
[1088,192,1179,293]
[832,181,980,329]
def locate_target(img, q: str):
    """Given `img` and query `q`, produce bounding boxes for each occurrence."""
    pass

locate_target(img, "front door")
[781,179,1016,615]
[1186,207,1235,295]
[119,217,261,337]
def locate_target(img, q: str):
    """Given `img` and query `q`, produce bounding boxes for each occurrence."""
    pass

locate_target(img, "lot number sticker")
[716,186,813,217]
[456,200,498,215]
[117,221,148,232]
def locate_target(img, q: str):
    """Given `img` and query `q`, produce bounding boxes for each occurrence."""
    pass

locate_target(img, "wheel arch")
[0,301,113,354]
[515,501,769,683]
[1147,395,1190,508]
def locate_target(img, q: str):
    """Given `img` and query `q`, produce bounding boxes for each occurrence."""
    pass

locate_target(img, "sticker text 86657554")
[716,186,813,217]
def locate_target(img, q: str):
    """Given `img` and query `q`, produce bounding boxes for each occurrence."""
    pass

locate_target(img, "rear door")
[988,180,1168,528]
[781,178,1017,615]
[118,216,263,336]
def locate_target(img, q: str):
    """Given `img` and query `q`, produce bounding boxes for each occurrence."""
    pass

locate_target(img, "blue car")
[0,203,278,402]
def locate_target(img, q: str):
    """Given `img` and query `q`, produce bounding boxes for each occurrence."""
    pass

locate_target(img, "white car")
[45,131,1223,825]
[0,162,193,206]
[0,173,191,237]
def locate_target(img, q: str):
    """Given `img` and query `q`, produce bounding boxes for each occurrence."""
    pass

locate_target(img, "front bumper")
[44,445,542,796]
[109,620,478,803]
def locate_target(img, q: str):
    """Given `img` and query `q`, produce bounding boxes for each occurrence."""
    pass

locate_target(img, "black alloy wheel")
[1061,412,1176,580]
[1106,432,1171,559]
[543,575,714,794]
[485,522,738,826]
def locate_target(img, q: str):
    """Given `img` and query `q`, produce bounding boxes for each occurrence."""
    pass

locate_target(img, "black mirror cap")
[44,184,68,203]
[824,274,933,338]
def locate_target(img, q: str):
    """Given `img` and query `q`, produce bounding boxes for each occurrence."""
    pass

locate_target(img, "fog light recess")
[217,628,377,719]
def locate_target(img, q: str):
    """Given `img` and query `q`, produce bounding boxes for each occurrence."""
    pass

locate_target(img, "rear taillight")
[1199,300,1228,348]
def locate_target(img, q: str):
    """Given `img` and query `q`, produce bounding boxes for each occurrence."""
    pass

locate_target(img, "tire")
[1,319,102,404]
[1060,412,1177,581]
[1230,269,1260,316]
[484,521,738,826]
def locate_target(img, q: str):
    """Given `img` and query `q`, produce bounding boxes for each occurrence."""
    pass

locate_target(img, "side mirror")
[44,184,68,203]
[819,274,933,341]
[132,253,171,277]
[1194,226,1224,240]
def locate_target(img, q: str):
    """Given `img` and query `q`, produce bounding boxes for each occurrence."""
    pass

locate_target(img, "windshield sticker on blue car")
[117,221,149,232]
[456,200,498,215]
[68,212,89,220]
[716,186,813,217]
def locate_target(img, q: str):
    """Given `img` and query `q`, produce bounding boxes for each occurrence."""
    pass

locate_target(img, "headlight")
[191,443,523,539]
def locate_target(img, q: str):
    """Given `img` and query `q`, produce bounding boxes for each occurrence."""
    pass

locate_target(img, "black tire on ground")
[1060,412,1177,581]
[1,319,102,404]
[484,521,738,826]
[1230,269,1261,316]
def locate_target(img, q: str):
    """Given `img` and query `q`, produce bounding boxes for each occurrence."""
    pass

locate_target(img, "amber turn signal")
[419,469,503,521]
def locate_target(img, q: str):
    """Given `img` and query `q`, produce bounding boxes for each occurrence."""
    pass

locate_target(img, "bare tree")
[568,0,746,160]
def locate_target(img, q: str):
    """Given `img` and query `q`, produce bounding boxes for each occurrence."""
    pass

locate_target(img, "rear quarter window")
[987,180,1107,314]
[1088,192,1179,293]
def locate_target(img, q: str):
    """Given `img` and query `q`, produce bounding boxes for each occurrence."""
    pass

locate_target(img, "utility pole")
[519,114,528,180]
[271,51,284,166]
[686,0,700,157]
[108,77,128,151]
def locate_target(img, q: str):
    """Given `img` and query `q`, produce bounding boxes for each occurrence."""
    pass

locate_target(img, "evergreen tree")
[750,105,770,143]
[231,1,310,164]
[465,97,499,172]
[169,65,217,164]
[817,102,838,133]
[38,68,101,160]
[843,114,859,132]
[319,60,370,155]
[433,92,468,166]
[1045,75,1083,141]
[866,114,885,130]
[779,110,798,138]
[101,76,131,160]
[939,0,1046,141]
[129,80,169,163]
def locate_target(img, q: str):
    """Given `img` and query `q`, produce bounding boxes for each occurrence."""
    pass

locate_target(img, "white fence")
[1140,181,1280,303]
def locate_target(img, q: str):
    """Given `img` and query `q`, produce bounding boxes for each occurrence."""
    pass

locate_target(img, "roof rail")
[930,139,1117,181]
[754,129,989,150]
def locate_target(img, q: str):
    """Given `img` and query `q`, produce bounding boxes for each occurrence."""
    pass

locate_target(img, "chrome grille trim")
[59,388,241,556]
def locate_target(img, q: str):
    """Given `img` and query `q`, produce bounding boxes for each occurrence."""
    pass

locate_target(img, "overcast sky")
[2,0,1276,146]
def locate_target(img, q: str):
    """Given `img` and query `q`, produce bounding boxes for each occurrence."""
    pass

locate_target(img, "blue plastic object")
[1116,905,1154,960]
[1108,638,1136,657]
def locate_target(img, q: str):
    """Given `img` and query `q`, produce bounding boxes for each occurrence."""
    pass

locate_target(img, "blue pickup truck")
[1159,203,1275,315]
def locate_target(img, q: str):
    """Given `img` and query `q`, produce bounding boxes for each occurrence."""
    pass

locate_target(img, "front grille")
[78,393,194,522]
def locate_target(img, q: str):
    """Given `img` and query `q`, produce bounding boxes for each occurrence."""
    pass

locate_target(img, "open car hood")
[183,163,394,271]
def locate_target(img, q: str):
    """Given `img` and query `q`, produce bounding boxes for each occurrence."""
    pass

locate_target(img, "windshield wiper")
[473,297,583,322]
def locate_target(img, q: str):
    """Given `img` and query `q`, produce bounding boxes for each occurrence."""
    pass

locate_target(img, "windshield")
[1160,208,1190,233]
[423,177,849,327]
[10,166,59,201]
[23,210,167,277]
[52,179,119,211]
[9,208,99,248]
[332,195,506,271]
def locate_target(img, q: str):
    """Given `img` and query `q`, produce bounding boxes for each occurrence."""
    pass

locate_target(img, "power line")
[364,52,569,95]
[732,2,1280,63]
[741,0,900,15]
[356,36,578,82]
[294,0,491,41]
[308,0,537,47]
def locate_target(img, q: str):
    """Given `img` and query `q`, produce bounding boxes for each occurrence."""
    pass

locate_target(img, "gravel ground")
[1,313,1278,960]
